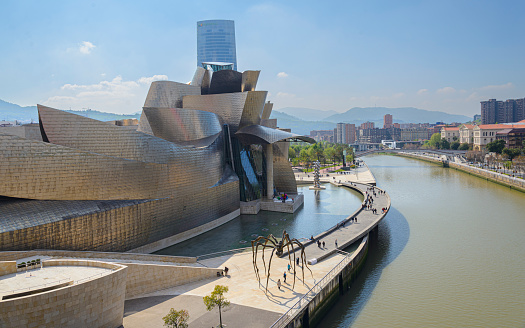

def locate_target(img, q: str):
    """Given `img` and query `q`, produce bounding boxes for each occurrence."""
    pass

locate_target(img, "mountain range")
[0,99,473,136]
[0,99,140,123]
[271,106,472,135]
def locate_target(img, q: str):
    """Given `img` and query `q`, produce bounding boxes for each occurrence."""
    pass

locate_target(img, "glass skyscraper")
[197,20,237,71]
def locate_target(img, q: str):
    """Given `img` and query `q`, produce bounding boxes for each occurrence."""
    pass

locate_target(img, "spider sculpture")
[251,230,312,292]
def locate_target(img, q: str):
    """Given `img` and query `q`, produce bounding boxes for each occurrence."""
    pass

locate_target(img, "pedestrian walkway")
[285,182,390,263]
[294,162,376,185]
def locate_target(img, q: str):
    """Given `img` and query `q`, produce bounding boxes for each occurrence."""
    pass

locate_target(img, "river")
[322,154,525,327]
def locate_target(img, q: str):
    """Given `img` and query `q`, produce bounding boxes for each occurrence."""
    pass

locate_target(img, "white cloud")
[277,72,288,78]
[437,86,456,94]
[137,75,169,84]
[79,41,96,54]
[417,89,428,95]
[480,82,513,91]
[276,92,295,98]
[43,75,170,114]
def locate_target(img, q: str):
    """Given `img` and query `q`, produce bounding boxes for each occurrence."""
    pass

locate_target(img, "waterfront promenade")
[123,161,390,328]
[295,161,377,185]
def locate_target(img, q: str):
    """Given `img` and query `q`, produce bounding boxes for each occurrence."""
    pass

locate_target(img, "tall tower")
[383,114,393,128]
[197,20,237,71]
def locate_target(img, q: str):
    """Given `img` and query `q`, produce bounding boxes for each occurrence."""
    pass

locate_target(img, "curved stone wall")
[0,260,127,328]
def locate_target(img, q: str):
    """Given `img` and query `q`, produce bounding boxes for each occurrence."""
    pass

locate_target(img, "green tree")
[459,143,470,150]
[450,141,460,150]
[429,133,442,149]
[324,147,336,164]
[486,139,506,154]
[299,149,311,169]
[440,138,450,150]
[502,148,522,161]
[288,147,296,161]
[203,285,230,328]
[163,309,189,328]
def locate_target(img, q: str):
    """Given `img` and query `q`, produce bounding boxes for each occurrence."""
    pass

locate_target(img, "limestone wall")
[0,261,16,276]
[0,250,196,264]
[283,235,370,328]
[124,263,222,299]
[0,260,127,328]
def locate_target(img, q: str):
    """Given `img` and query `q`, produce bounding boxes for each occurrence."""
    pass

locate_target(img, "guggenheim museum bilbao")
[0,66,313,253]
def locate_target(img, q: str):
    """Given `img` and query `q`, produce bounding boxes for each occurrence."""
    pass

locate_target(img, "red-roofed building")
[440,126,460,143]
[459,124,476,144]
[473,123,523,150]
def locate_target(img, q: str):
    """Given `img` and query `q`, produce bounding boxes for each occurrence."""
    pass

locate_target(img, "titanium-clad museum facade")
[0,66,312,252]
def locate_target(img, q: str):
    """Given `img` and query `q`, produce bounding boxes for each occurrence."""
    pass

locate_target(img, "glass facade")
[197,20,237,71]
[231,138,267,202]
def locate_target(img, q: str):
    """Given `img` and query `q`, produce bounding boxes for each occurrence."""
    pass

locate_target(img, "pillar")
[266,143,273,200]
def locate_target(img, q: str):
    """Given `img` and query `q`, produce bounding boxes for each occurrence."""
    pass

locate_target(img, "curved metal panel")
[183,92,248,132]
[201,68,212,95]
[191,67,206,87]
[137,110,154,135]
[209,69,242,94]
[272,141,297,193]
[241,70,260,92]
[142,107,223,144]
[0,132,169,200]
[235,124,316,145]
[0,179,240,251]
[38,105,177,164]
[239,91,266,128]
[261,101,273,120]
[144,81,201,108]
[0,116,228,201]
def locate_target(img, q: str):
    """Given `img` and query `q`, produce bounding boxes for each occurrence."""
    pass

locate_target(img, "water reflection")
[155,183,363,257]
[325,154,525,327]
[322,207,410,327]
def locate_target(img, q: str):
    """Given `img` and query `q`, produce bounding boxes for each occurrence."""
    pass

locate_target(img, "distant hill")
[270,110,335,135]
[0,100,38,122]
[323,107,471,124]
[276,107,338,121]
[0,99,140,123]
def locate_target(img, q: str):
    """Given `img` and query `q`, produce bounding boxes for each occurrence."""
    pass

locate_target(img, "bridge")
[355,148,468,163]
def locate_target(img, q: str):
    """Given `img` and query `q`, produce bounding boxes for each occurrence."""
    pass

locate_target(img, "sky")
[1,0,525,117]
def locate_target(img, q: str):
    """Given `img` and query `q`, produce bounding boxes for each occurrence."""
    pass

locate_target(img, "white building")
[440,126,460,143]
[458,124,475,144]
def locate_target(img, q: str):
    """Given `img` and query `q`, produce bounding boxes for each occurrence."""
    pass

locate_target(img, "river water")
[156,154,525,327]
[322,154,525,327]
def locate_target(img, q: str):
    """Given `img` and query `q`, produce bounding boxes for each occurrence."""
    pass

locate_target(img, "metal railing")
[270,249,357,328]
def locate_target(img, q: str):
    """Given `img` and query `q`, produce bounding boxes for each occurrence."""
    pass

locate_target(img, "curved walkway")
[124,162,390,328]
[285,181,390,263]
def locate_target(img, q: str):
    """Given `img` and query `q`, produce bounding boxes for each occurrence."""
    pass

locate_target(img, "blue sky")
[1,0,524,117]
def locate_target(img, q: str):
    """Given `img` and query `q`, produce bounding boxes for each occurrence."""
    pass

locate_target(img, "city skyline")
[1,1,525,116]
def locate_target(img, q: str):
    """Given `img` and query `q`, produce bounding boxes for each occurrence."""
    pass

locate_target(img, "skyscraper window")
[197,20,237,71]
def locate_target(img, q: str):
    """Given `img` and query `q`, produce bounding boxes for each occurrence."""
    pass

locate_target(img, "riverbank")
[386,152,525,193]
[123,160,388,327]
[320,154,525,328]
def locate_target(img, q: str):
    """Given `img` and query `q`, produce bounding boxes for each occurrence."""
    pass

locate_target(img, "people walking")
[283,271,287,283]
[287,264,291,272]
[335,239,338,248]
[277,279,282,290]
